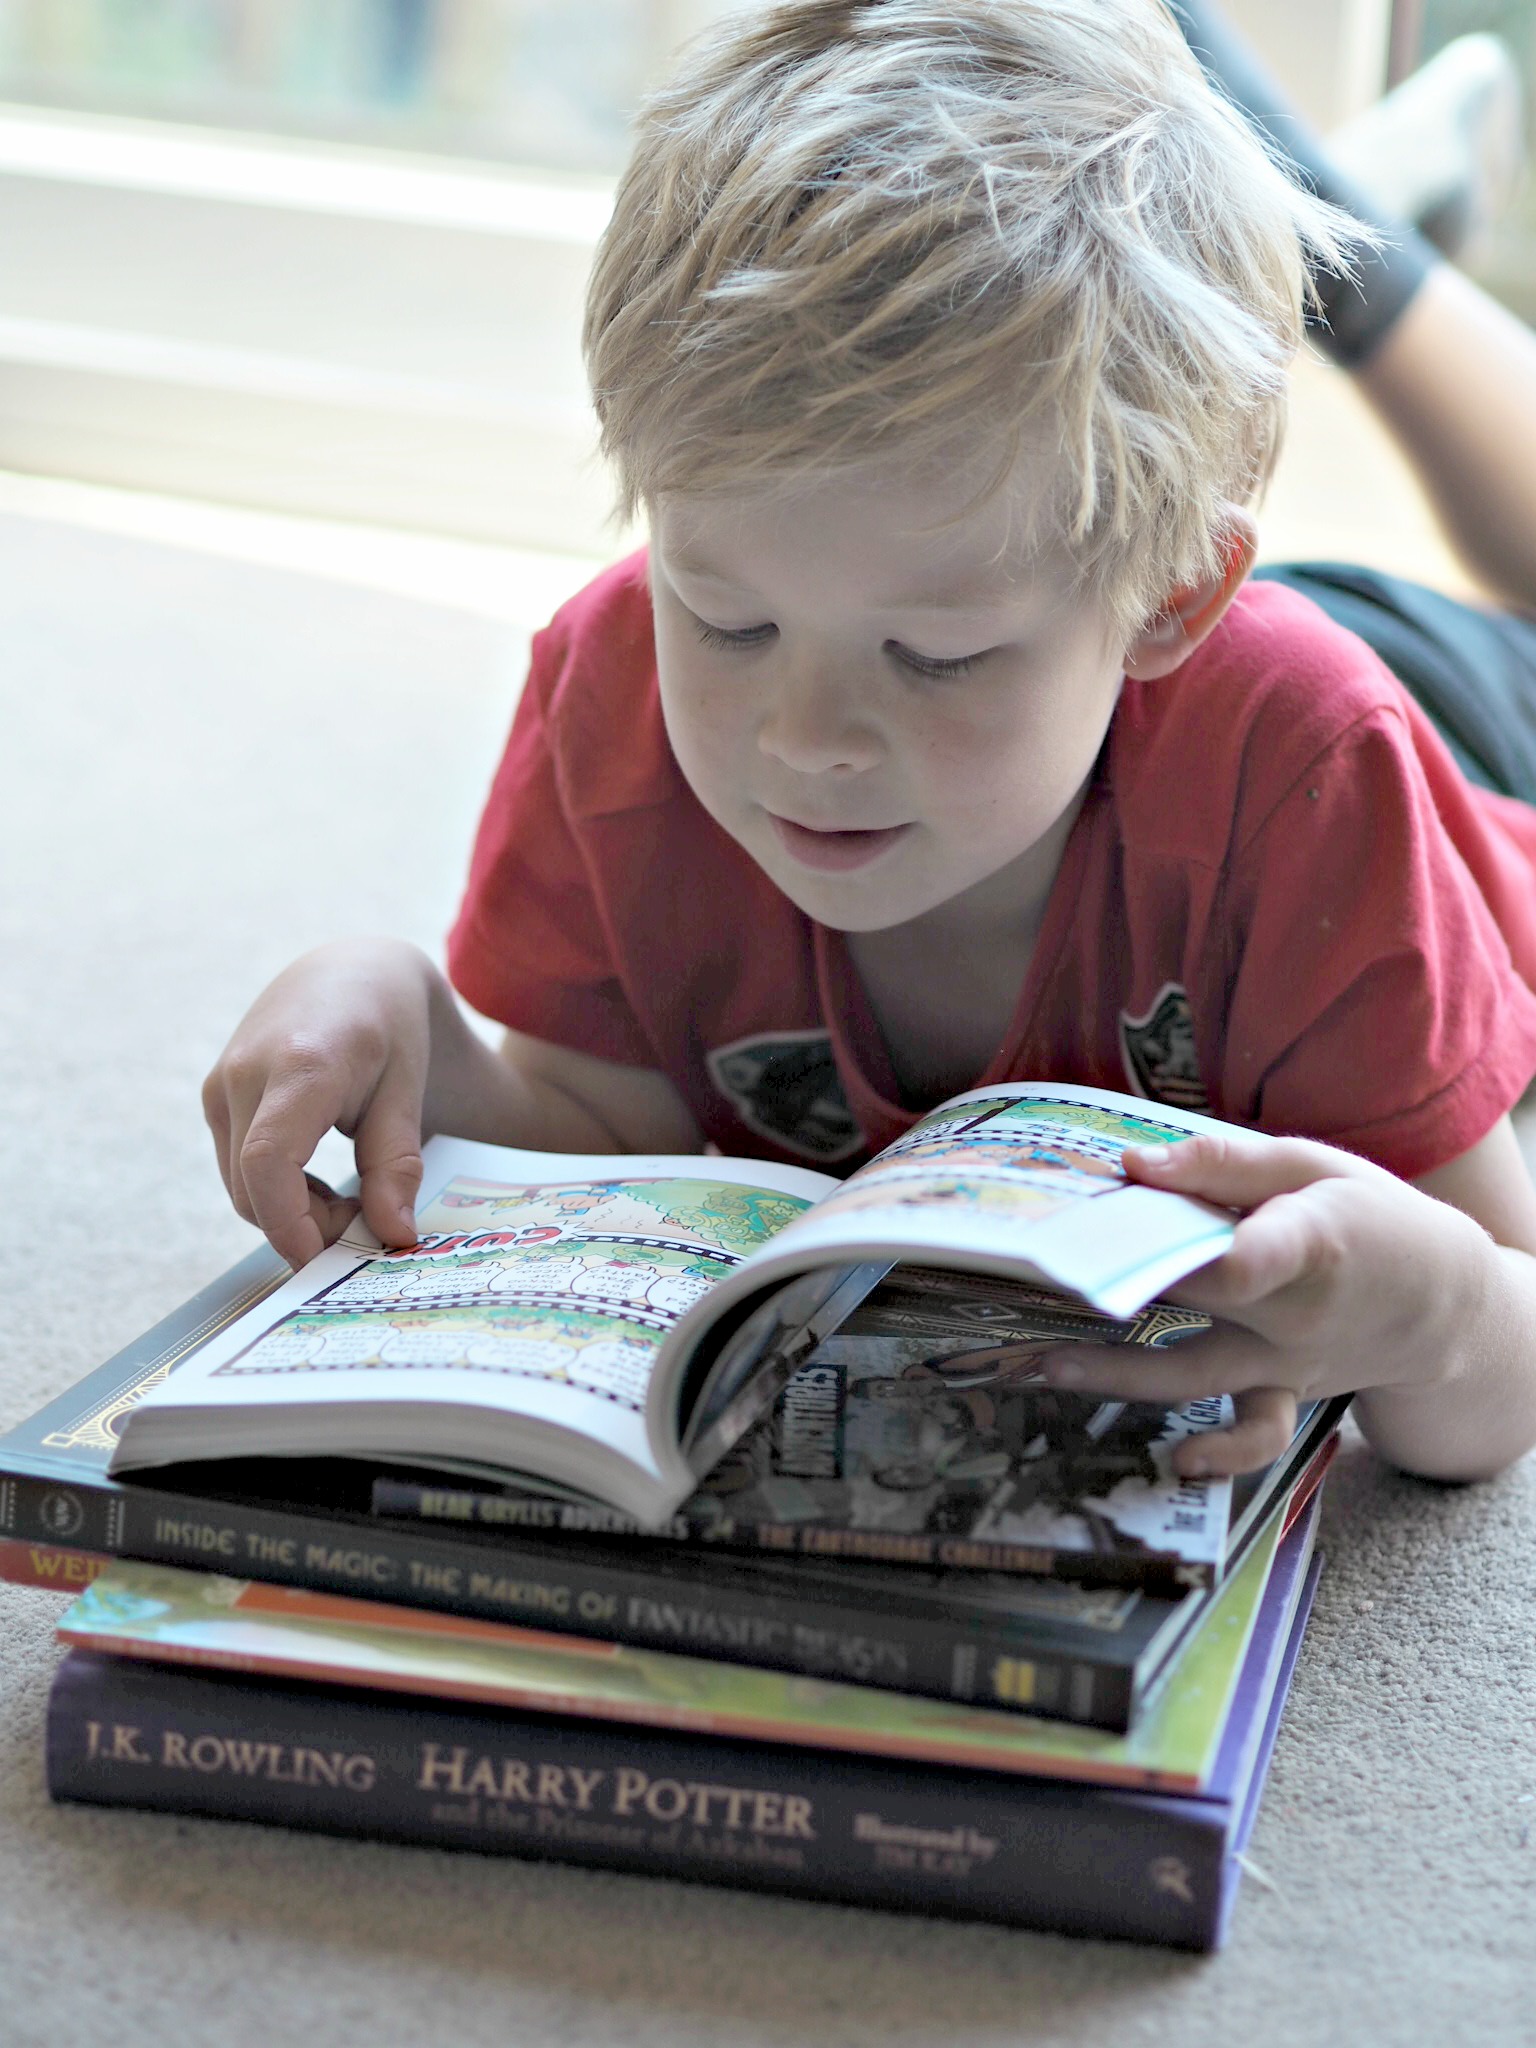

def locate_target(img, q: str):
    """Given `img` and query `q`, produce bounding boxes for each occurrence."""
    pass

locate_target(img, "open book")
[110,1083,1237,1555]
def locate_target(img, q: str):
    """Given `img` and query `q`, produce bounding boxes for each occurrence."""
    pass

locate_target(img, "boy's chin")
[756,859,941,936]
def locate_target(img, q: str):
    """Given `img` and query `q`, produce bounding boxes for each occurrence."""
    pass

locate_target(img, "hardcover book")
[0,1537,109,1591]
[104,1084,1241,1576]
[364,1267,1324,1585]
[45,1514,1326,1950]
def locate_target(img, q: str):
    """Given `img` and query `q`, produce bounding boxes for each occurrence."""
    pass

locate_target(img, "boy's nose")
[756,664,884,775]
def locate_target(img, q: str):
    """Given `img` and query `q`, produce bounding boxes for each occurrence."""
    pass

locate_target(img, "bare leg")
[1356,265,1536,615]
[1174,4,1536,611]
[1170,0,1437,363]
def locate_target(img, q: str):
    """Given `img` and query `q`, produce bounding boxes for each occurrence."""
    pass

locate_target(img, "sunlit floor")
[0,466,607,632]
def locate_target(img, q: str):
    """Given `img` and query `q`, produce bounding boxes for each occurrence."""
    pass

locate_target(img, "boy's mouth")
[767,813,911,872]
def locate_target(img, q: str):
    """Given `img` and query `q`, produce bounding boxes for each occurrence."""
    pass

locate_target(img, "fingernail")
[1132,1145,1172,1168]
[1046,1357,1082,1385]
[1183,1454,1209,1477]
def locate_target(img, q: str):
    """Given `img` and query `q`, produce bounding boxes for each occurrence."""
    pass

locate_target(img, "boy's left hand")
[1039,1129,1498,1478]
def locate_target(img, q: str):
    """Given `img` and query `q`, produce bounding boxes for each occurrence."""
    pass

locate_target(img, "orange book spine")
[0,1536,110,1591]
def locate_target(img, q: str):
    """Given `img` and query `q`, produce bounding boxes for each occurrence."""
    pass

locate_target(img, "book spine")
[0,1471,1137,1729]
[366,1478,1197,1591]
[0,1536,110,1591]
[47,1650,1228,1949]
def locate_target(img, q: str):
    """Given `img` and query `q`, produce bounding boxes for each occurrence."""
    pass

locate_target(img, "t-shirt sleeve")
[1214,700,1536,1179]
[446,624,657,1068]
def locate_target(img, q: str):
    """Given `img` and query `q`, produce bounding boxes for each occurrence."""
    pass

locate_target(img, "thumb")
[353,1085,426,1247]
[1122,1128,1372,1213]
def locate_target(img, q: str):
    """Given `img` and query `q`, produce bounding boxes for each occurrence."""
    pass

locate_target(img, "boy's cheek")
[658,694,750,824]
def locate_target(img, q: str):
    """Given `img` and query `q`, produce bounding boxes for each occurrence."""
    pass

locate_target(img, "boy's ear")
[1122,514,1258,681]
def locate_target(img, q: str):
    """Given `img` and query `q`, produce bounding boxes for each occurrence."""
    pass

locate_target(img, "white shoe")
[1328,33,1525,259]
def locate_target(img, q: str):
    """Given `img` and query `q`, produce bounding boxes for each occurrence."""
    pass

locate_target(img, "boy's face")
[650,462,1131,940]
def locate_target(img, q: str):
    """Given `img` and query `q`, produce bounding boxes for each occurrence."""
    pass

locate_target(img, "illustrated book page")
[110,1084,1238,1526]
[746,1083,1237,1321]
[110,1146,834,1521]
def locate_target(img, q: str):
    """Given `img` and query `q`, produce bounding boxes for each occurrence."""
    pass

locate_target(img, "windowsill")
[0,103,620,554]
[0,100,617,234]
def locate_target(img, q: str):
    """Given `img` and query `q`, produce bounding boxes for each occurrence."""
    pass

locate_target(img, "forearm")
[207,935,701,1265]
[1352,1237,1536,1482]
[419,973,617,1154]
[418,958,702,1158]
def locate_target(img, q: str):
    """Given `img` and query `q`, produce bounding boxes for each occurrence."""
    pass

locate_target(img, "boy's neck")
[844,784,1087,1107]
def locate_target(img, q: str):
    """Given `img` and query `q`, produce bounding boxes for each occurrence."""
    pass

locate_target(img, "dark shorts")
[1255,563,1536,802]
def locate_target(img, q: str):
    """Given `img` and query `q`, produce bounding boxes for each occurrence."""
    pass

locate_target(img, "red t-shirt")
[448,551,1536,1179]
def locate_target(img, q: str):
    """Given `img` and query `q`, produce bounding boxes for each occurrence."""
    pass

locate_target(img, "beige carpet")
[2,506,1533,2048]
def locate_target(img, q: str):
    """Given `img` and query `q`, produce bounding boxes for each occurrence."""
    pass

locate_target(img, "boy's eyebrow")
[664,550,1016,615]
[663,553,749,587]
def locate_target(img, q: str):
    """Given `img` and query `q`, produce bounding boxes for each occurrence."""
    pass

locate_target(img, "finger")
[1161,1189,1327,1320]
[213,1041,334,1241]
[1039,1325,1290,1404]
[239,1085,350,1269]
[1172,1386,1298,1479]
[353,1076,425,1247]
[241,1159,326,1268]
[1122,1128,1377,1212]
[304,1173,363,1250]
[201,1069,237,1202]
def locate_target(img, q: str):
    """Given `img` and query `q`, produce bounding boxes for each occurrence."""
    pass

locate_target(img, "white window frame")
[0,102,622,554]
[0,1,1393,549]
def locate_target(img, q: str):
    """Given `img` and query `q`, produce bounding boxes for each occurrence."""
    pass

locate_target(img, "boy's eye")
[888,643,980,680]
[692,618,776,652]
[687,615,980,679]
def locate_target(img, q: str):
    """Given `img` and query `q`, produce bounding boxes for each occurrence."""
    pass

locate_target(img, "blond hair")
[584,0,1351,635]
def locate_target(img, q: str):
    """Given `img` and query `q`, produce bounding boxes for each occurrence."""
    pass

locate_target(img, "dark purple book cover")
[47,1494,1324,1950]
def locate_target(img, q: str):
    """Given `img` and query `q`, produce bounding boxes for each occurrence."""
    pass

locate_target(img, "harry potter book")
[45,1499,1325,1951]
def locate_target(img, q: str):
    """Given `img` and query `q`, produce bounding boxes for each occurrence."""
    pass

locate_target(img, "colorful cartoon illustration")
[318,1240,731,1326]
[877,1094,1196,1173]
[416,1174,809,1256]
[210,1305,666,1412]
[852,1137,1124,1189]
[809,1174,1070,1230]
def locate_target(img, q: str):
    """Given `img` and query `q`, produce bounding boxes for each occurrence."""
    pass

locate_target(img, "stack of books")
[0,1084,1341,1950]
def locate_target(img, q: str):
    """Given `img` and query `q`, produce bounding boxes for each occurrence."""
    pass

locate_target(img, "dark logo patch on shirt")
[1119,983,1210,1111]
[706,1030,866,1163]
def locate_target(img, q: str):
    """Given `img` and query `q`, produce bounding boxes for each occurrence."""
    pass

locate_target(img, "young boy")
[204,0,1536,1488]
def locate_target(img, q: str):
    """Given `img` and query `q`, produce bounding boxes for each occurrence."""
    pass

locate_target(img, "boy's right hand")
[203,939,435,1270]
